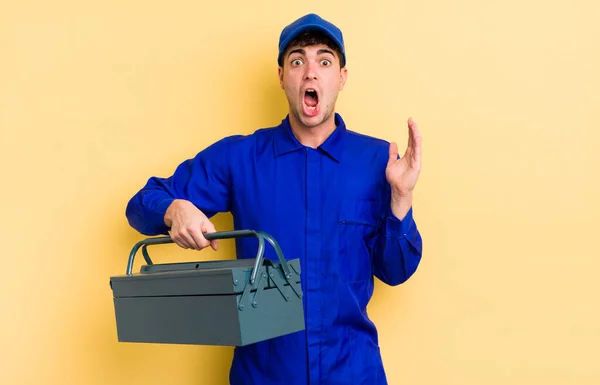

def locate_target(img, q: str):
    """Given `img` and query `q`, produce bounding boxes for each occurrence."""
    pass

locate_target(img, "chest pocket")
[337,199,382,282]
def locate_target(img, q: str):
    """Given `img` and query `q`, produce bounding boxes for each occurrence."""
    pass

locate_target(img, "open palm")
[386,118,422,197]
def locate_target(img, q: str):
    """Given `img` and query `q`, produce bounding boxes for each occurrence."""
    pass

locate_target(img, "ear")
[278,66,284,90]
[339,67,348,91]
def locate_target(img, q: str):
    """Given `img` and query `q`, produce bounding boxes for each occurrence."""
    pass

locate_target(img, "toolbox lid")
[111,230,301,298]
[110,258,301,298]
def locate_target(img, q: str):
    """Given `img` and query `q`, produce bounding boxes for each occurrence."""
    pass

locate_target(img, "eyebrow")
[287,48,336,58]
[317,48,335,57]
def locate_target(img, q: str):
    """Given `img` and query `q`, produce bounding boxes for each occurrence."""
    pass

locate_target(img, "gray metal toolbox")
[110,230,304,346]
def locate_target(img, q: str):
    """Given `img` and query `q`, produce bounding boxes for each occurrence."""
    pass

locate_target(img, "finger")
[181,229,202,250]
[398,118,412,161]
[174,239,190,249]
[388,142,399,165]
[169,231,191,249]
[409,118,422,146]
[408,118,422,167]
[407,118,415,150]
[205,225,219,251]
[189,228,210,250]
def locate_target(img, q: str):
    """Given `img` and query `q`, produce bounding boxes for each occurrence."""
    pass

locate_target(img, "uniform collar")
[273,113,346,162]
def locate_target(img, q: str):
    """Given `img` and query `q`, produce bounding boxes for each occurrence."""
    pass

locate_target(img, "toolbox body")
[110,230,304,346]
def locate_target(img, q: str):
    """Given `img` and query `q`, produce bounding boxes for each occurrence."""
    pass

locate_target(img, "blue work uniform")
[126,113,423,385]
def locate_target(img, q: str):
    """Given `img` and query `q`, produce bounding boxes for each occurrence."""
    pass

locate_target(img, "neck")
[288,113,337,148]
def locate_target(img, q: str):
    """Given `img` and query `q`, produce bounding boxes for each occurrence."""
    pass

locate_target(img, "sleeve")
[370,184,423,286]
[125,136,236,236]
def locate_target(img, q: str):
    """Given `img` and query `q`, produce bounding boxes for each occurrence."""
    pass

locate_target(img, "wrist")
[390,191,413,220]
[164,199,185,227]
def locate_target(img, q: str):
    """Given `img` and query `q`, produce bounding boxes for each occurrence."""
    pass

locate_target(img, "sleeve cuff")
[150,198,175,232]
[385,205,415,237]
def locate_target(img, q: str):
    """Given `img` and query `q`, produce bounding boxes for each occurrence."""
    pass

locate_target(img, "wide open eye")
[291,59,304,66]
[320,59,331,66]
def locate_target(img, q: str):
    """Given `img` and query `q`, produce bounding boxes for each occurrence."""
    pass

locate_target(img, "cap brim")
[278,24,345,66]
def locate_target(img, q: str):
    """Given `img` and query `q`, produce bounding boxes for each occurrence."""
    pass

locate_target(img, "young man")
[126,13,423,385]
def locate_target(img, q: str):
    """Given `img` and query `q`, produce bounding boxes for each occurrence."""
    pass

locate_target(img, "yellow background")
[1,0,599,384]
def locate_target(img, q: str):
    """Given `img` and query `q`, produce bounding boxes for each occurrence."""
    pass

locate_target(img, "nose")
[304,62,318,81]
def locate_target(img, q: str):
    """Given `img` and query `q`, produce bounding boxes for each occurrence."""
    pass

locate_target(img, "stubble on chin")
[292,104,334,130]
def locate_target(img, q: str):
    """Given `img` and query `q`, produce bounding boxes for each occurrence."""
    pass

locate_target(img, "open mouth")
[303,89,319,116]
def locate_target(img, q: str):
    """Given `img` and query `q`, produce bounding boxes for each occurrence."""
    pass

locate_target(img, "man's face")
[278,44,348,130]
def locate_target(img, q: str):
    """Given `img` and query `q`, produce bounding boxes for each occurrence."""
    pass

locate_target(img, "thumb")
[388,142,399,165]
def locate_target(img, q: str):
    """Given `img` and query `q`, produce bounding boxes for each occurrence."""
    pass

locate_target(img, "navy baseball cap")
[278,13,346,67]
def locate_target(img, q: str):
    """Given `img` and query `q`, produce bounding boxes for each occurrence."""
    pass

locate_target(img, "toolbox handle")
[203,230,292,284]
[126,230,292,284]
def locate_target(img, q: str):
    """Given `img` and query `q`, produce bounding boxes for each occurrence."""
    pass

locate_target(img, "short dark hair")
[283,30,346,68]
